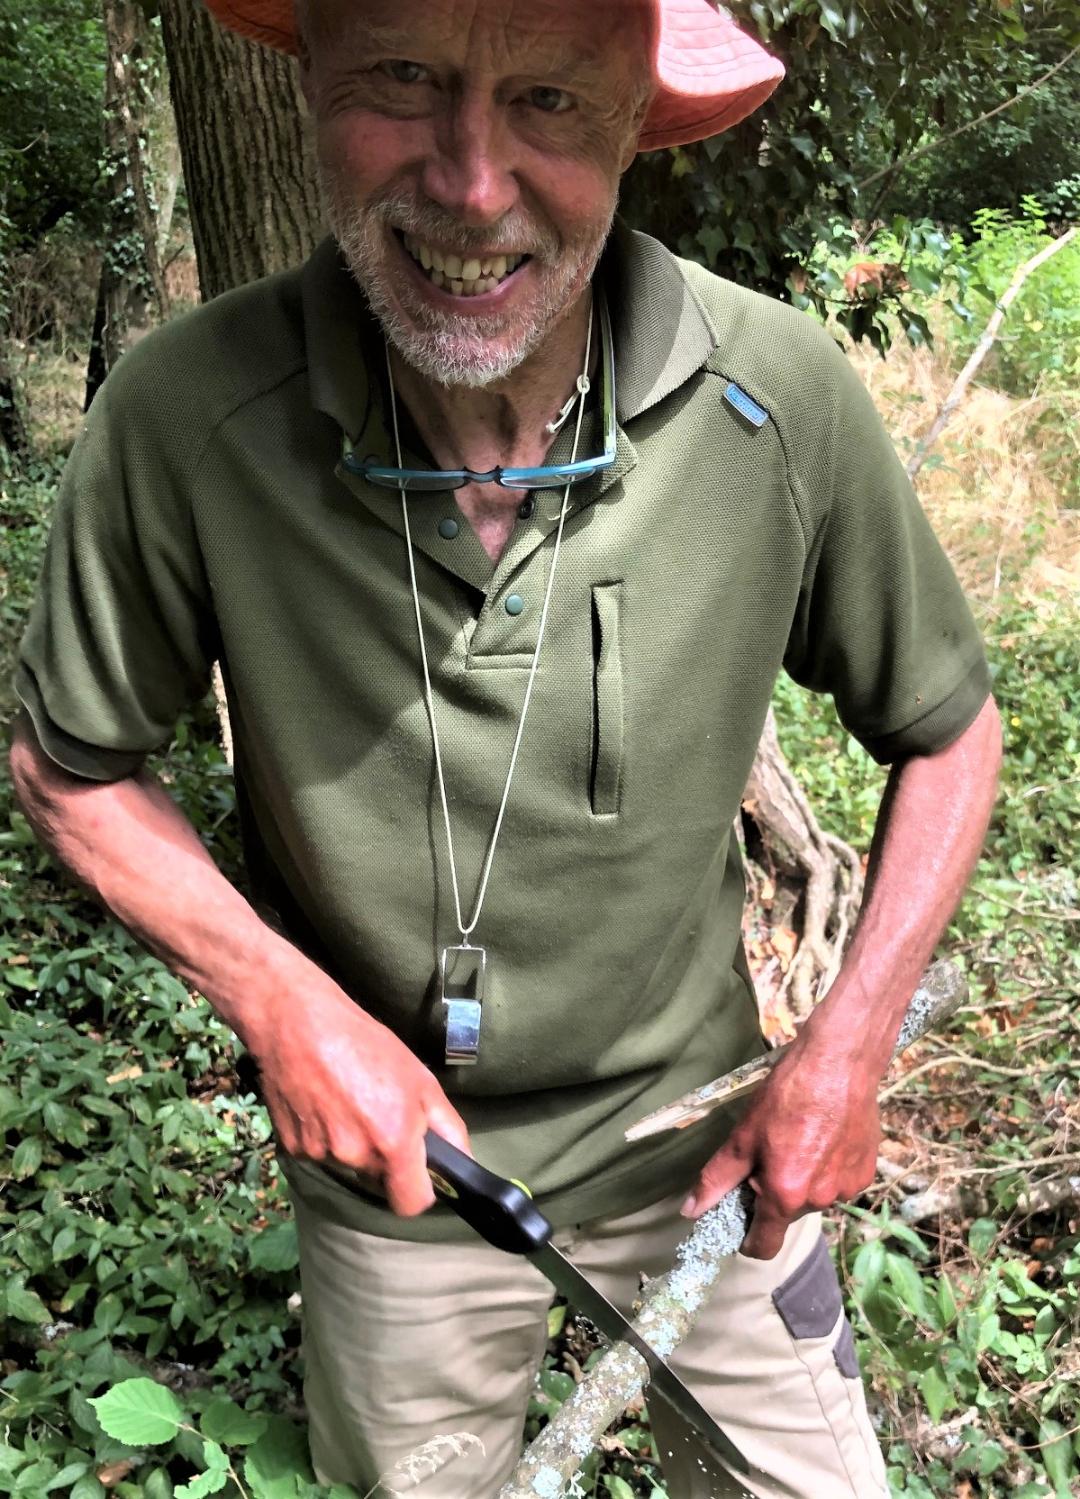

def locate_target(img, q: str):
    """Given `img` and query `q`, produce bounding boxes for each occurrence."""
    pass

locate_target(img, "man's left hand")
[680,1036,882,1259]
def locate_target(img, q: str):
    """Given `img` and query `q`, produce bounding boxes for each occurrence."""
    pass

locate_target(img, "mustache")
[324,178,561,262]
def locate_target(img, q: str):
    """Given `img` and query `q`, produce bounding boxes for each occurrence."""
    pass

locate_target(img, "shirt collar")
[300,219,719,442]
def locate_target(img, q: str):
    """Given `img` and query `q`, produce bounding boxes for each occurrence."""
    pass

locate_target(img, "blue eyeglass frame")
[342,290,616,492]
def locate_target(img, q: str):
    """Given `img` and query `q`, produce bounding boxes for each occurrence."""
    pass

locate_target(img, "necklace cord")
[387,300,595,941]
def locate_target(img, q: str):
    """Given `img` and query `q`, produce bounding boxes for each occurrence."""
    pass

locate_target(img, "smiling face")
[299,0,651,387]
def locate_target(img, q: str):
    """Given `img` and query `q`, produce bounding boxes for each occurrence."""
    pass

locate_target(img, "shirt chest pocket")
[590,582,625,817]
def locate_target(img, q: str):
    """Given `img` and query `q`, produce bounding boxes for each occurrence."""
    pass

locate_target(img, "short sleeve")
[13,343,218,782]
[782,339,991,764]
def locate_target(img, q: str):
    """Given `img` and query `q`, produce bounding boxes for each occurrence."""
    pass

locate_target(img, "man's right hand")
[250,974,472,1217]
[9,717,470,1218]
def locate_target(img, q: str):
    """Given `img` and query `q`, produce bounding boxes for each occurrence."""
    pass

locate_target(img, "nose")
[420,90,519,228]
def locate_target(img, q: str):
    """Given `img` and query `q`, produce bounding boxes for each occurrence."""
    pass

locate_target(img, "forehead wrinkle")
[312,0,642,92]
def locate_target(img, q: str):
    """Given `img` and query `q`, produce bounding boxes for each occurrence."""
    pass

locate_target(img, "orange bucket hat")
[201,0,784,150]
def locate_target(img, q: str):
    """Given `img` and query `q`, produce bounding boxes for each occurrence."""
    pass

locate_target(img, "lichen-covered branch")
[500,961,968,1498]
[498,1193,751,1499]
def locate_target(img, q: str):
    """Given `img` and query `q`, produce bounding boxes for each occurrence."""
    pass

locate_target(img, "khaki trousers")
[293,1188,888,1499]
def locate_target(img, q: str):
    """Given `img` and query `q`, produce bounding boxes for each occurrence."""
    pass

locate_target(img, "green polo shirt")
[15,224,990,1241]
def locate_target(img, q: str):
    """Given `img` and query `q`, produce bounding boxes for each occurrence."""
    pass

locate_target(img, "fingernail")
[680,1195,697,1217]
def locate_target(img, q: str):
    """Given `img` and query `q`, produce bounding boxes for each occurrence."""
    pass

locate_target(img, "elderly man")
[11,0,1001,1494]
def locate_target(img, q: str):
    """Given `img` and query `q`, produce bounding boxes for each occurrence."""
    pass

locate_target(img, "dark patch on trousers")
[772,1234,842,1339]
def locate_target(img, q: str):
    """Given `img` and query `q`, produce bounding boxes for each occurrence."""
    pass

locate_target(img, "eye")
[378,59,431,85]
[527,85,574,114]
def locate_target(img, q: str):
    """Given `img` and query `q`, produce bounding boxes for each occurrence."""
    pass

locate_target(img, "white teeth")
[401,233,528,294]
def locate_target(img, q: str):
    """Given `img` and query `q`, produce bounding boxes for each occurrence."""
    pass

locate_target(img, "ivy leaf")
[248,1220,299,1273]
[89,1378,186,1446]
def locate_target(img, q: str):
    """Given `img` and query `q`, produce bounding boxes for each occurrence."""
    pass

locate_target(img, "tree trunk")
[86,0,172,409]
[0,338,30,462]
[158,0,322,301]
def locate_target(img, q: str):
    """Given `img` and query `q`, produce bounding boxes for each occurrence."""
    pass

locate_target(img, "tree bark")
[0,338,30,462]
[158,0,322,301]
[86,0,172,410]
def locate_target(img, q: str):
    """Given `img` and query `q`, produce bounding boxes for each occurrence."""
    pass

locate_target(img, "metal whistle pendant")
[441,944,486,1065]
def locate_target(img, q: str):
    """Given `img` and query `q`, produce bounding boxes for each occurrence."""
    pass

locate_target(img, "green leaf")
[70,1478,107,1499]
[45,1461,92,1491]
[7,1280,51,1325]
[920,1365,954,1424]
[967,1218,997,1260]
[89,1379,186,1446]
[199,1398,267,1448]
[144,1472,175,1499]
[244,1418,311,1498]
[885,1252,933,1326]
[603,1478,636,1499]
[11,1135,43,1179]
[175,1472,228,1499]
[1041,1418,1075,1496]
[546,1303,567,1341]
[202,1440,229,1473]
[248,1220,299,1273]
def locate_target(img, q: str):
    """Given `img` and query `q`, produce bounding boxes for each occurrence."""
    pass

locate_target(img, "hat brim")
[201,0,784,150]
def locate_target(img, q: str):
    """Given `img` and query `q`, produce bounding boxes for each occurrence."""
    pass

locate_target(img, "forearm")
[8,712,337,1054]
[801,694,1003,1072]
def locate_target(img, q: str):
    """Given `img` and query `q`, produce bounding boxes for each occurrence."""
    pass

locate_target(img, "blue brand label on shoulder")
[724,382,769,428]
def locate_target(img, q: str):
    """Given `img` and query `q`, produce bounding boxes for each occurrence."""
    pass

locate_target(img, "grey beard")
[321,177,614,389]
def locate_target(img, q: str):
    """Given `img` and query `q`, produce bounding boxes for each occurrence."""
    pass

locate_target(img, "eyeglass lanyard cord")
[386,299,594,943]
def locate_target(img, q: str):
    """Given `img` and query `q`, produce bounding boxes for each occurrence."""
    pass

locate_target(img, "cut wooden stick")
[498,959,967,1499]
[626,958,967,1140]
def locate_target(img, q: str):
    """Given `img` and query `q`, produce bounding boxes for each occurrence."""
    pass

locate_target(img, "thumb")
[682,1139,753,1219]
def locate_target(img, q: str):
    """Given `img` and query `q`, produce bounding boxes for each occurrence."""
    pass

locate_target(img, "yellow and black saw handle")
[424,1131,553,1255]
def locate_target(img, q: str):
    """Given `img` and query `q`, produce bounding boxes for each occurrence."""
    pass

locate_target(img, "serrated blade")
[530,1243,749,1476]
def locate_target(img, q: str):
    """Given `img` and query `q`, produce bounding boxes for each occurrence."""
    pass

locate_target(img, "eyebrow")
[329,16,610,88]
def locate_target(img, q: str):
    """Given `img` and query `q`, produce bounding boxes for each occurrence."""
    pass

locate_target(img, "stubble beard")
[320,168,615,389]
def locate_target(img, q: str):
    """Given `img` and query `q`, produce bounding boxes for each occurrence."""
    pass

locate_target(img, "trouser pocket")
[590,581,625,816]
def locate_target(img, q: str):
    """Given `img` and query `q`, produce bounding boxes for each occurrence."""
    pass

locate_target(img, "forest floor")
[1,320,1078,1499]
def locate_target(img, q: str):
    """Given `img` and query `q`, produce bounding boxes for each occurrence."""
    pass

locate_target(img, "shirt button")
[505,594,525,616]
[517,497,535,519]
[438,518,460,539]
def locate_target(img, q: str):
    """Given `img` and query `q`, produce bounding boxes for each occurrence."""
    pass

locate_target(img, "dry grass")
[848,335,1079,613]
[15,287,1079,615]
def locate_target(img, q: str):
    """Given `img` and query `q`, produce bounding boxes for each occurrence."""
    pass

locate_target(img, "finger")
[425,1096,473,1158]
[383,1132,437,1218]
[682,1142,753,1218]
[741,1201,793,1260]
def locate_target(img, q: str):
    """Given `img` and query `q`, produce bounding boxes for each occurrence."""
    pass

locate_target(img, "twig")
[857,46,1080,192]
[906,227,1078,479]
